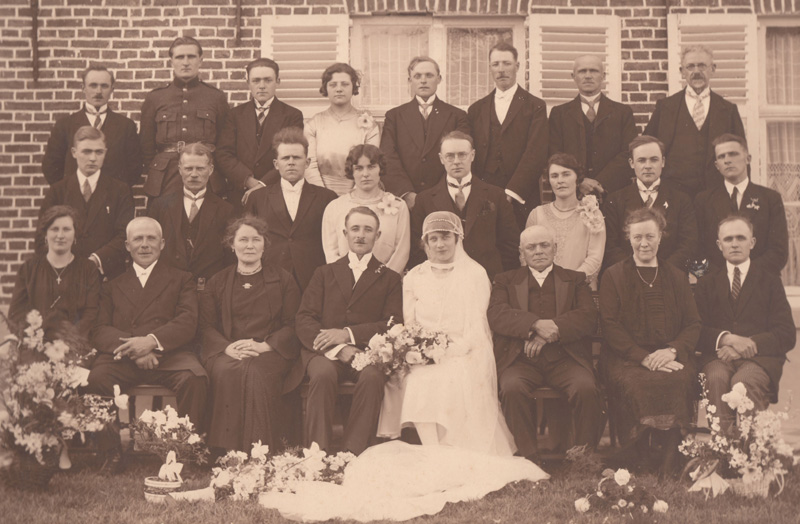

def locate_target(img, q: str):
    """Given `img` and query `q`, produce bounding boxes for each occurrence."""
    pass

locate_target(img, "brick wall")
[0,0,761,303]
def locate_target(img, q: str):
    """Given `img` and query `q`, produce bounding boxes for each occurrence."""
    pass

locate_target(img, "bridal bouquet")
[679,377,794,498]
[134,405,209,465]
[351,321,455,377]
[574,468,669,516]
[210,442,355,501]
[577,194,605,234]
[0,311,115,471]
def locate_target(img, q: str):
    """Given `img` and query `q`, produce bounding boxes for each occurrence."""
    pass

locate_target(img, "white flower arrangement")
[356,109,376,142]
[573,468,668,516]
[0,310,114,466]
[210,441,356,501]
[133,405,209,465]
[577,195,605,234]
[680,377,794,498]
[351,320,455,376]
[376,193,402,216]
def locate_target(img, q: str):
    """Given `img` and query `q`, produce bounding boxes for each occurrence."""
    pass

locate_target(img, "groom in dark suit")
[290,207,403,454]
[147,143,235,287]
[695,216,795,433]
[40,126,135,280]
[468,42,548,225]
[644,45,746,195]
[87,217,208,458]
[42,65,141,187]
[380,56,471,210]
[410,131,520,279]
[489,225,603,458]
[549,55,638,196]
[244,127,337,291]
[695,134,788,274]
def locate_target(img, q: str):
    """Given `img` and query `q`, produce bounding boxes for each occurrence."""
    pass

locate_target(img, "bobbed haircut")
[623,206,668,239]
[36,205,81,250]
[344,144,386,180]
[223,215,271,250]
[319,63,360,97]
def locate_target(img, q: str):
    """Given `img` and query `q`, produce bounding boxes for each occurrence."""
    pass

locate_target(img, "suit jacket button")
[346,309,351,314]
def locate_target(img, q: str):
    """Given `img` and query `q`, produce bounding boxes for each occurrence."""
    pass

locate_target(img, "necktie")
[256,105,269,127]
[730,186,739,212]
[85,106,106,128]
[641,185,659,208]
[731,266,741,301]
[448,180,471,212]
[419,102,433,120]
[186,193,201,223]
[82,179,92,203]
[349,260,369,285]
[581,96,597,123]
[688,90,709,130]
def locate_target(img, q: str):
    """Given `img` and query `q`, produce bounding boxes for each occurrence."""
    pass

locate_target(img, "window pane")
[359,25,429,108]
[766,27,800,105]
[766,120,800,285]
[446,28,513,107]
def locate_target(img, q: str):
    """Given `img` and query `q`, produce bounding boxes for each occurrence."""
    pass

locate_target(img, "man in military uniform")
[139,36,230,203]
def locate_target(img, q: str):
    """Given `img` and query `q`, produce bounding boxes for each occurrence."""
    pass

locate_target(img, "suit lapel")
[431,179,457,214]
[553,267,570,316]
[400,101,425,152]
[135,261,170,320]
[513,267,529,313]
[740,183,759,214]
[117,267,144,309]
[422,99,449,157]
[475,93,492,145]
[291,183,316,233]
[733,265,757,317]
[65,175,88,216]
[84,174,109,226]
[716,269,735,318]
[463,180,485,238]
[257,99,282,161]
[350,257,383,306]
[332,257,354,304]
[168,195,189,262]
[707,92,728,149]
[192,193,219,262]
[594,94,613,128]
[268,184,293,232]
[500,91,524,132]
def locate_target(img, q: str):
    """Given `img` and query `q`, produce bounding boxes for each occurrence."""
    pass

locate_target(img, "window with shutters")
[528,15,621,111]
[260,14,350,119]
[351,16,526,115]
[759,18,800,286]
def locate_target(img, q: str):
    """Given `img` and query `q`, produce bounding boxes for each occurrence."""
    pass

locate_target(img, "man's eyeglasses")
[442,152,471,162]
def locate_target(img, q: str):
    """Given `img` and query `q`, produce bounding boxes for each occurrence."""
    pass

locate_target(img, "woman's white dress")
[259,248,549,522]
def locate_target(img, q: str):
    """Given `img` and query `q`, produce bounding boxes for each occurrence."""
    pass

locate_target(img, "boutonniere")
[376,193,401,216]
[479,200,496,217]
[663,201,669,210]
[375,264,386,275]
[746,198,760,211]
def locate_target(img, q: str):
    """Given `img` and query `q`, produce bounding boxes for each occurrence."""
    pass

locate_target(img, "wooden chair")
[298,381,356,445]
[124,384,176,447]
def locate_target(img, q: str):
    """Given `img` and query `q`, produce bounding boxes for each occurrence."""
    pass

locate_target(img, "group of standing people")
[7,34,795,492]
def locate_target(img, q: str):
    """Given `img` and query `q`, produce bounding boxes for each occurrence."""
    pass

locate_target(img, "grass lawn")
[1,451,798,524]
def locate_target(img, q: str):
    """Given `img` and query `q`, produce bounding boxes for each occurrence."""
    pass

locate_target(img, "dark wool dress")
[599,258,701,444]
[199,264,301,451]
[8,255,101,338]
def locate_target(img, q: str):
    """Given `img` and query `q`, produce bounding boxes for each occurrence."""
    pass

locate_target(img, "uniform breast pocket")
[197,110,217,142]
[156,110,177,144]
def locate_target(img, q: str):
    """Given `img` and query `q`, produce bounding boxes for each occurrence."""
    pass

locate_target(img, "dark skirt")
[607,359,696,445]
[206,351,292,451]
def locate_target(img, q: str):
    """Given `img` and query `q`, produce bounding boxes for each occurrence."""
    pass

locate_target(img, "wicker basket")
[727,476,772,498]
[0,454,57,491]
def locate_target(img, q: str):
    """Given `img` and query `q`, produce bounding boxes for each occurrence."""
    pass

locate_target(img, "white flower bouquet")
[577,194,605,234]
[0,310,114,475]
[574,467,668,516]
[133,405,209,465]
[680,377,794,498]
[210,441,355,501]
[351,321,455,377]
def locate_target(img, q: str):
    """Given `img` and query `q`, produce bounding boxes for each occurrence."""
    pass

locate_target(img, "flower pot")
[143,476,183,503]
[727,476,771,498]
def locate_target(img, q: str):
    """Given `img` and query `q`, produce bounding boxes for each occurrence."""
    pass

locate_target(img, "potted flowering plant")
[0,311,116,490]
[680,378,795,498]
[574,468,669,517]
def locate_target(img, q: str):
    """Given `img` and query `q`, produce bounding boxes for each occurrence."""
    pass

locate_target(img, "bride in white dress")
[260,212,548,522]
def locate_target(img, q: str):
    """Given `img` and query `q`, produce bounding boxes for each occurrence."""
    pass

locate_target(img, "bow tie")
[349,260,369,272]
[283,184,302,194]
[448,181,472,190]
[495,90,512,100]
[686,89,709,101]
[640,185,659,194]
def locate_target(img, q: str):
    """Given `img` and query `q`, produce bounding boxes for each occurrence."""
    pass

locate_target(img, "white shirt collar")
[347,251,372,267]
[686,87,711,100]
[77,169,101,192]
[415,94,437,106]
[132,259,158,285]
[636,178,660,192]
[84,103,108,115]
[281,177,305,193]
[184,187,207,200]
[495,83,519,99]
[529,264,554,281]
[580,92,601,104]
[726,258,751,284]
[255,97,274,110]
[447,173,472,187]
[724,177,749,198]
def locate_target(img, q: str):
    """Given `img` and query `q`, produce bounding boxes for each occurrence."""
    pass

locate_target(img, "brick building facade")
[1,0,797,302]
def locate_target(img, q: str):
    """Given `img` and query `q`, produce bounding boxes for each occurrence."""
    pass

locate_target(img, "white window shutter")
[261,14,350,119]
[667,14,759,179]
[529,15,621,112]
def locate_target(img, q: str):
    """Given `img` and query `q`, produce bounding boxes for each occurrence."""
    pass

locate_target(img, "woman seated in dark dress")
[199,215,302,452]
[9,205,100,339]
[599,207,700,476]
